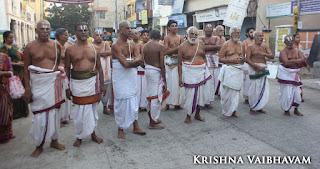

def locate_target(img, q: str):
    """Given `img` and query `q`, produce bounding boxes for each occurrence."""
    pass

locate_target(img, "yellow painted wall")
[28,0,44,21]
[126,0,136,22]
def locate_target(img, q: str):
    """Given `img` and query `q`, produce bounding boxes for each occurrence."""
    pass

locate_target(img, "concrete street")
[0,79,319,169]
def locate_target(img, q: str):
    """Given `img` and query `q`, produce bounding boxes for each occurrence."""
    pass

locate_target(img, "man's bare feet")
[133,120,146,135]
[73,139,82,147]
[10,135,16,139]
[50,140,66,150]
[161,105,169,111]
[244,99,249,104]
[117,129,125,139]
[133,128,146,135]
[205,104,213,109]
[284,111,290,116]
[148,123,165,130]
[222,115,229,119]
[250,109,256,115]
[232,111,240,118]
[194,114,206,122]
[155,120,162,124]
[103,106,113,115]
[30,146,43,157]
[294,109,304,116]
[91,132,103,144]
[60,123,66,128]
[184,115,191,124]
[258,109,267,114]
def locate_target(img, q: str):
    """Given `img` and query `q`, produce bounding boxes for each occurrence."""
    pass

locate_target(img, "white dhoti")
[277,65,303,111]
[71,72,100,139]
[137,66,148,109]
[248,63,270,111]
[214,65,222,96]
[100,57,113,109]
[205,54,218,103]
[243,63,250,100]
[28,65,65,146]
[59,67,71,122]
[165,55,184,106]
[145,65,170,122]
[112,60,138,129]
[181,62,212,115]
[218,64,243,116]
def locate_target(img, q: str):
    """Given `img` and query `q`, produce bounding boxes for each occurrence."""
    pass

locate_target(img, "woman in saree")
[0,52,15,142]
[1,31,29,119]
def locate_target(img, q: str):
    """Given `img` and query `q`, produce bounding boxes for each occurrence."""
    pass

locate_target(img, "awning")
[44,0,94,4]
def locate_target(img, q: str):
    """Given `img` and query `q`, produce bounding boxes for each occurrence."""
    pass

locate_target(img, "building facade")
[3,0,37,48]
[257,0,320,56]
[91,0,126,35]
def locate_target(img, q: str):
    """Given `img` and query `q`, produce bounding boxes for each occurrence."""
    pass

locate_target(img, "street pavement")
[0,79,319,169]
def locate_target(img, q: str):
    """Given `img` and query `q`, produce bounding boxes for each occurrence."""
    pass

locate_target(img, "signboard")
[196,7,227,23]
[172,0,185,14]
[223,0,249,28]
[266,2,292,18]
[26,5,34,21]
[275,25,293,57]
[138,11,142,20]
[12,0,18,15]
[142,10,148,25]
[135,0,147,13]
[50,31,56,39]
[95,28,103,32]
[158,0,174,6]
[291,0,320,15]
[168,14,187,28]
[21,0,27,19]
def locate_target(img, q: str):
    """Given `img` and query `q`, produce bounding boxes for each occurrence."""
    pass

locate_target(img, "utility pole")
[115,0,118,38]
[293,0,301,33]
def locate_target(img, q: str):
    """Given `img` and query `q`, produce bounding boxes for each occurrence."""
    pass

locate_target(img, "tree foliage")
[45,4,91,34]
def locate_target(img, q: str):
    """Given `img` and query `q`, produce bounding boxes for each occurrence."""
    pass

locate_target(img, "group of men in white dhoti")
[22,19,308,158]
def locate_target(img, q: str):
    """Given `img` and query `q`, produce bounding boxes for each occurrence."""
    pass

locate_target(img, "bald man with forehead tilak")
[278,35,305,117]
[111,21,146,139]
[65,23,105,147]
[23,20,65,157]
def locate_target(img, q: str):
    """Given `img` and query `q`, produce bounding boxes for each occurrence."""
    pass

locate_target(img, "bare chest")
[71,46,96,63]
[183,44,204,58]
[226,44,242,55]
[203,37,216,45]
[168,37,180,48]
[287,50,299,60]
[120,43,134,58]
[30,46,57,63]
